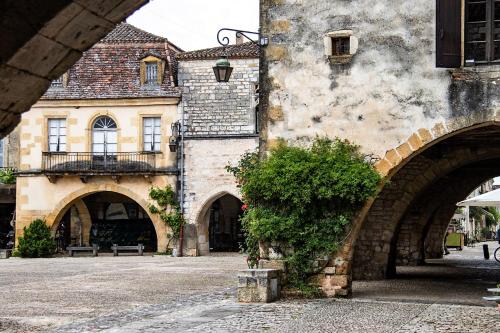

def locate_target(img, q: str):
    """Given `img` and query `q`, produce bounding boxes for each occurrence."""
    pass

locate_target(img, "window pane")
[59,144,66,152]
[49,144,58,152]
[93,131,105,143]
[154,125,161,135]
[466,22,487,41]
[144,118,152,126]
[144,126,152,135]
[468,1,487,22]
[49,136,58,144]
[107,144,117,153]
[154,134,161,144]
[465,42,487,61]
[153,143,160,151]
[93,144,104,153]
[146,62,158,84]
[59,136,66,144]
[494,41,500,60]
[106,131,117,144]
[495,21,500,40]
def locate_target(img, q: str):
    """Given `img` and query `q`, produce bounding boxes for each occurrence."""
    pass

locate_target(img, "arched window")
[92,116,117,156]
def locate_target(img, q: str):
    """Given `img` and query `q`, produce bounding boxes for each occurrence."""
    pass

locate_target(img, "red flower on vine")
[241,204,248,211]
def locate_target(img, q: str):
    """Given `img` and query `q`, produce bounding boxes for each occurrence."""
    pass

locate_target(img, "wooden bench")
[111,244,144,256]
[67,244,99,257]
[0,249,12,259]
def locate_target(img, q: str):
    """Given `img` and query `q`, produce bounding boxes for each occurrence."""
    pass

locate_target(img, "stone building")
[0,130,19,248]
[261,0,500,295]
[176,42,259,255]
[15,23,182,252]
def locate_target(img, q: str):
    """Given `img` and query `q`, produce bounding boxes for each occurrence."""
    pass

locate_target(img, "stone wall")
[260,0,500,158]
[182,137,258,255]
[1,127,20,168]
[178,59,259,136]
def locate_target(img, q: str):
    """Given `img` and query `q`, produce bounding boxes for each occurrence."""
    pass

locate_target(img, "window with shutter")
[48,119,67,152]
[436,0,462,68]
[143,117,161,152]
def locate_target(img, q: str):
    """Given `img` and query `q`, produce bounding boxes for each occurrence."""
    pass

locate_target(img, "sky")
[127,0,259,51]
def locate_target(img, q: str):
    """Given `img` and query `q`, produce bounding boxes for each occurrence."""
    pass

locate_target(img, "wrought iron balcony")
[41,152,161,175]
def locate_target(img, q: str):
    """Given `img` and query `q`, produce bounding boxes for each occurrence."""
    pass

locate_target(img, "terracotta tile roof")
[177,42,259,60]
[42,23,182,100]
[101,23,167,44]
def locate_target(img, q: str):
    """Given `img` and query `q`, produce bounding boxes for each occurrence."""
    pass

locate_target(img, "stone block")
[323,266,336,275]
[237,269,281,303]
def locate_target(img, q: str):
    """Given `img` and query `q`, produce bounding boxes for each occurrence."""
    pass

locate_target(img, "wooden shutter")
[436,0,462,68]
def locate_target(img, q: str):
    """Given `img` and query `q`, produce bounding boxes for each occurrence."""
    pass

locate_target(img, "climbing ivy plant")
[148,185,185,252]
[227,138,381,288]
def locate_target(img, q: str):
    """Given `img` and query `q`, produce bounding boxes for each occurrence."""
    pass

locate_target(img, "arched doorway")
[207,194,244,252]
[55,191,157,252]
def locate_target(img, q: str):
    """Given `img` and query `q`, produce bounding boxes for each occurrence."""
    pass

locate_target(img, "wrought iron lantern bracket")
[216,28,268,47]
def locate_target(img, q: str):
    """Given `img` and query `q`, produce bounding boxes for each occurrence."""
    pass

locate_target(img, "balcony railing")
[42,152,160,174]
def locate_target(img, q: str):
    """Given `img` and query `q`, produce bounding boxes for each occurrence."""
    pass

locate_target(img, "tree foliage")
[227,138,381,286]
[16,219,56,258]
[148,185,185,251]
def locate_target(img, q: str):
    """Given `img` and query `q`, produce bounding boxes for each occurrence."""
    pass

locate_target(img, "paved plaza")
[0,244,499,332]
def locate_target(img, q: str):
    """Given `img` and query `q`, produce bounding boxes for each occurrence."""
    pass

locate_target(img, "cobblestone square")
[0,245,499,332]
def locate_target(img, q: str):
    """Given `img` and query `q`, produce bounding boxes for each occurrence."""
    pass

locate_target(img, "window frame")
[464,0,500,65]
[47,118,67,153]
[145,61,159,85]
[142,117,162,152]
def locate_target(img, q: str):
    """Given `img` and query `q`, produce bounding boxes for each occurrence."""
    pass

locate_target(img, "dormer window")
[140,56,165,86]
[50,73,68,88]
[145,62,158,85]
[51,76,63,88]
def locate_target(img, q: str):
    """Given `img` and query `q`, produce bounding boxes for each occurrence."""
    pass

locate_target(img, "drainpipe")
[178,99,185,257]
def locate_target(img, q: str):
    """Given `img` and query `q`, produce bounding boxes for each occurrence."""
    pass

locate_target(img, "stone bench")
[0,249,12,259]
[111,244,144,256]
[237,269,281,303]
[484,288,500,311]
[67,244,99,257]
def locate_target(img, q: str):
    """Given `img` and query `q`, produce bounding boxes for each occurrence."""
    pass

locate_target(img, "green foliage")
[228,137,381,286]
[0,169,16,184]
[148,185,185,251]
[470,206,499,228]
[16,219,56,258]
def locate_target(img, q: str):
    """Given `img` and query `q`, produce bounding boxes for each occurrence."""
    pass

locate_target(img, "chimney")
[236,32,244,45]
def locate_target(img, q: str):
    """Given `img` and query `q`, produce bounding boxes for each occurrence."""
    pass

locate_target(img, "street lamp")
[213,58,233,83]
[213,28,268,83]
[169,121,180,152]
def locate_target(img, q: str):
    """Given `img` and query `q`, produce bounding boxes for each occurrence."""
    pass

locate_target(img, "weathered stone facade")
[177,45,259,255]
[260,0,500,295]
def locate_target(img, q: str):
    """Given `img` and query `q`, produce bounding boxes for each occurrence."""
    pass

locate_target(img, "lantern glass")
[213,58,233,82]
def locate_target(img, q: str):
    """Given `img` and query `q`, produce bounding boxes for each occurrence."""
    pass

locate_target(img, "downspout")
[178,99,185,257]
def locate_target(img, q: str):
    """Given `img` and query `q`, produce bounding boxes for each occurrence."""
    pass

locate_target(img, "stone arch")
[194,187,242,255]
[321,121,500,296]
[0,0,148,138]
[351,123,500,279]
[45,183,167,251]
